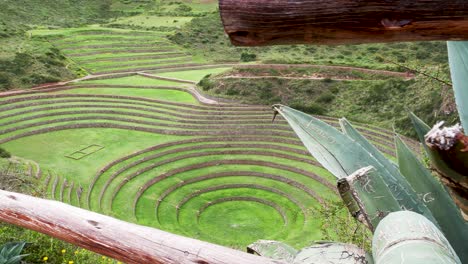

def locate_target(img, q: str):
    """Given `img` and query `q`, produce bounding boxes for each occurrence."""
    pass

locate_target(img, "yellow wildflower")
[74,250,79,255]
[61,249,66,254]
[68,261,74,264]
[42,256,48,261]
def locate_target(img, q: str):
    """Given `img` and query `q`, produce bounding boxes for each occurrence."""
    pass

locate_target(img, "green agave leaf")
[0,246,7,259]
[0,242,27,264]
[274,105,397,180]
[447,41,468,131]
[339,118,399,175]
[6,243,25,259]
[246,240,297,262]
[273,104,357,178]
[396,135,468,263]
[409,113,466,184]
[338,166,401,230]
[373,211,461,264]
[339,118,430,215]
[273,105,435,224]
[4,255,28,264]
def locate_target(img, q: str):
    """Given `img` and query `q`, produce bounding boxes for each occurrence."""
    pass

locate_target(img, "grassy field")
[81,75,188,86]
[157,67,232,82]
[59,87,199,102]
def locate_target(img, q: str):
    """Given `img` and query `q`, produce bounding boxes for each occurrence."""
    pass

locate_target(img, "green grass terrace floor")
[31,27,207,75]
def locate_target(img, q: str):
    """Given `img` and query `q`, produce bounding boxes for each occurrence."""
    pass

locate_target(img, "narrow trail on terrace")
[217,75,362,81]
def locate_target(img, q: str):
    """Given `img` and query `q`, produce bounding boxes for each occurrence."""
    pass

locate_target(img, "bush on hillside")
[175,4,192,13]
[0,148,11,158]
[291,102,327,115]
[240,52,257,62]
[198,74,214,91]
[0,72,13,90]
[316,92,335,104]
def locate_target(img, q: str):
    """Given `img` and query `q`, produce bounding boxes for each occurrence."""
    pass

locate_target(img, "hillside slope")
[199,65,458,137]
[0,0,112,32]
[0,0,116,91]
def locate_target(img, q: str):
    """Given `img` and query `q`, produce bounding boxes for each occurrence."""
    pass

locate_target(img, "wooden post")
[0,190,283,264]
[219,0,468,46]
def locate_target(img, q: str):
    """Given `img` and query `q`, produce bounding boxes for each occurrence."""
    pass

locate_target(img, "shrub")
[316,92,335,104]
[240,52,257,62]
[0,148,11,159]
[226,87,240,96]
[0,72,12,90]
[11,53,33,74]
[175,4,192,13]
[375,55,385,63]
[291,102,327,115]
[198,74,214,91]
[415,50,431,60]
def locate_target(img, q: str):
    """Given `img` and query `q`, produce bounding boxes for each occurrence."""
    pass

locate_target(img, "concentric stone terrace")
[0,27,418,249]
[0,78,413,247]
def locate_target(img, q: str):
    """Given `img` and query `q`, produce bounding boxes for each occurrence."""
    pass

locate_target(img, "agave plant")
[0,242,28,264]
[246,41,468,263]
[269,104,467,263]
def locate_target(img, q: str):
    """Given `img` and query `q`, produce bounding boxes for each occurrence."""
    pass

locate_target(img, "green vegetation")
[0,38,76,90]
[169,13,448,69]
[33,27,198,76]
[0,223,121,263]
[272,101,467,262]
[0,0,120,90]
[0,68,407,250]
[59,86,198,102]
[0,20,416,251]
[200,66,457,136]
[108,15,193,30]
[0,242,27,264]
[156,67,231,82]
[0,1,112,32]
[81,75,187,87]
[0,159,119,263]
[0,148,10,159]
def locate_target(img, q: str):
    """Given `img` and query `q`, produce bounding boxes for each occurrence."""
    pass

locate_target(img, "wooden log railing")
[219,0,468,46]
[0,190,283,264]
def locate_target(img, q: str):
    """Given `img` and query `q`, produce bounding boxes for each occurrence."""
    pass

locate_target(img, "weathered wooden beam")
[219,0,468,46]
[0,190,282,264]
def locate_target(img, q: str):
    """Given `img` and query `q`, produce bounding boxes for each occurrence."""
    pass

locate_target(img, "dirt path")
[238,63,414,78]
[217,75,357,81]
